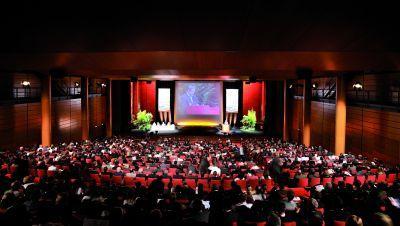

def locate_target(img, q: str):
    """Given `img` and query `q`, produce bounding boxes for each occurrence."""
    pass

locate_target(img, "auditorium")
[1,2,400,226]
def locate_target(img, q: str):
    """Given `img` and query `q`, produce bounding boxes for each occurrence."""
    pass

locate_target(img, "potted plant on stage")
[240,109,257,132]
[132,110,153,132]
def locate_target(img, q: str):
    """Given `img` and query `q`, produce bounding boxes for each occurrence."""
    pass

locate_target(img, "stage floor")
[132,126,264,137]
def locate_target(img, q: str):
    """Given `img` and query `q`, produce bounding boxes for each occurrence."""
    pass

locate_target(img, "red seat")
[101,174,111,184]
[185,178,197,190]
[147,177,156,187]
[112,175,122,185]
[236,179,247,191]
[387,173,396,185]
[309,177,321,187]
[172,178,183,187]
[370,168,378,174]
[333,176,344,184]
[124,176,135,187]
[135,177,146,187]
[297,177,309,188]
[356,175,366,184]
[283,222,297,226]
[261,178,274,191]
[168,168,177,175]
[37,169,46,178]
[367,175,376,183]
[47,170,56,177]
[198,178,210,192]
[210,179,221,189]
[333,220,346,226]
[243,222,267,226]
[162,178,171,189]
[322,177,332,186]
[376,174,386,183]
[247,177,259,189]
[223,179,233,190]
[33,177,40,183]
[10,165,17,173]
[90,174,101,185]
[344,176,354,185]
[286,187,310,198]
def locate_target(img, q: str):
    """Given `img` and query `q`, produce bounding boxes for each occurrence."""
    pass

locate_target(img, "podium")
[222,123,230,134]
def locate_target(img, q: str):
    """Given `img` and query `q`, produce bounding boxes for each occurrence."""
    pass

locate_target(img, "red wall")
[133,81,156,117]
[242,81,265,121]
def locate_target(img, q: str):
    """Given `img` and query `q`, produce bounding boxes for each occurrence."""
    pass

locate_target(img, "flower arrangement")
[132,110,153,132]
[241,109,257,131]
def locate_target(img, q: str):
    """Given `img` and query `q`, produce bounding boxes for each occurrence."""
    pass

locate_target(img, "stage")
[131,125,264,137]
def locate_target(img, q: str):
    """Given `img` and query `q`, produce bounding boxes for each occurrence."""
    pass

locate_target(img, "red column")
[41,74,52,146]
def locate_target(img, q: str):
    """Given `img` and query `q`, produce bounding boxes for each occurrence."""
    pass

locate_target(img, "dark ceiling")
[0,1,399,79]
[1,1,399,52]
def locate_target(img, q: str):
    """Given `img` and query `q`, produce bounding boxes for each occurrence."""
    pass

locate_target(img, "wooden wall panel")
[52,98,82,144]
[0,102,41,150]
[89,95,106,138]
[289,98,303,143]
[346,106,400,165]
[310,101,336,151]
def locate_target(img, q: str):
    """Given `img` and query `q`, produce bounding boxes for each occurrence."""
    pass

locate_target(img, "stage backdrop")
[175,81,223,126]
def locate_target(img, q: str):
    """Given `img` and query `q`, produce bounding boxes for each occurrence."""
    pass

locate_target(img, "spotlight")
[21,81,31,87]
[312,83,318,89]
[101,83,107,88]
[289,84,293,89]
[75,82,80,87]
[352,82,363,90]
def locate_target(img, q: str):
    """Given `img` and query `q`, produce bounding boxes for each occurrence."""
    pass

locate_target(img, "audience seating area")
[0,136,399,226]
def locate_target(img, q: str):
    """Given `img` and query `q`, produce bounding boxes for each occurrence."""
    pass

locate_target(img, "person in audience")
[346,215,363,226]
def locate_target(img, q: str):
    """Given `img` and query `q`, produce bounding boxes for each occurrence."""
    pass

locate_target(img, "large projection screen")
[175,81,223,126]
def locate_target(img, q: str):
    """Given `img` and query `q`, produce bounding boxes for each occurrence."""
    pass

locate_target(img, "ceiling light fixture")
[21,80,31,87]
[352,82,363,90]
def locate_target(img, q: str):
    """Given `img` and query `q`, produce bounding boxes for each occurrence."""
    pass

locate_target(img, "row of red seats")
[87,173,275,192]
[296,173,399,188]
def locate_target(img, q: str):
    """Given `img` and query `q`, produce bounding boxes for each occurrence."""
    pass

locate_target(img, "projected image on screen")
[175,81,222,126]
